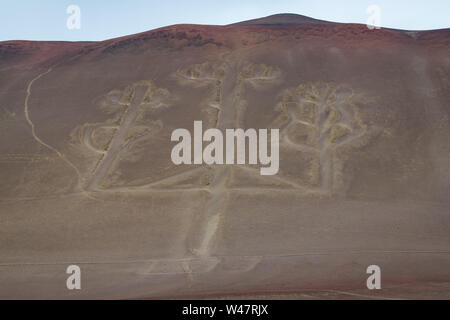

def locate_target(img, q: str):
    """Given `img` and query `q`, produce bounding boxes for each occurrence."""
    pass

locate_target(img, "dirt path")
[24,67,90,198]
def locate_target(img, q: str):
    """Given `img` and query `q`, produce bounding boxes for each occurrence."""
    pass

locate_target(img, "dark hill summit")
[229,13,333,26]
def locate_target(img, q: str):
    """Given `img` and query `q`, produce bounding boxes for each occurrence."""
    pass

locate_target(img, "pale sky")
[1,0,449,41]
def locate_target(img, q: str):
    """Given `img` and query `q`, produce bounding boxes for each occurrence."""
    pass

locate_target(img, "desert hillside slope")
[0,14,449,299]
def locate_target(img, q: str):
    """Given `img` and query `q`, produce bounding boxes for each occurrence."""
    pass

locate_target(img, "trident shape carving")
[278,82,365,193]
[176,60,282,257]
[80,81,170,191]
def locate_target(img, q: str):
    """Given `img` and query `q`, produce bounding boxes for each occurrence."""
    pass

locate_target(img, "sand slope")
[0,14,449,299]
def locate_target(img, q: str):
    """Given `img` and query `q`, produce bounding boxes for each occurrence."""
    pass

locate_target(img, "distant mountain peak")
[229,13,332,26]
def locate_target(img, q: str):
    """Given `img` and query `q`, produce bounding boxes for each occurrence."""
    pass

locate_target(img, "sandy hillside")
[0,14,449,299]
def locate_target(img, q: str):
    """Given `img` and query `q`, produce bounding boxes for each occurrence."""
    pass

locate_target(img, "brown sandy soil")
[0,14,449,299]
